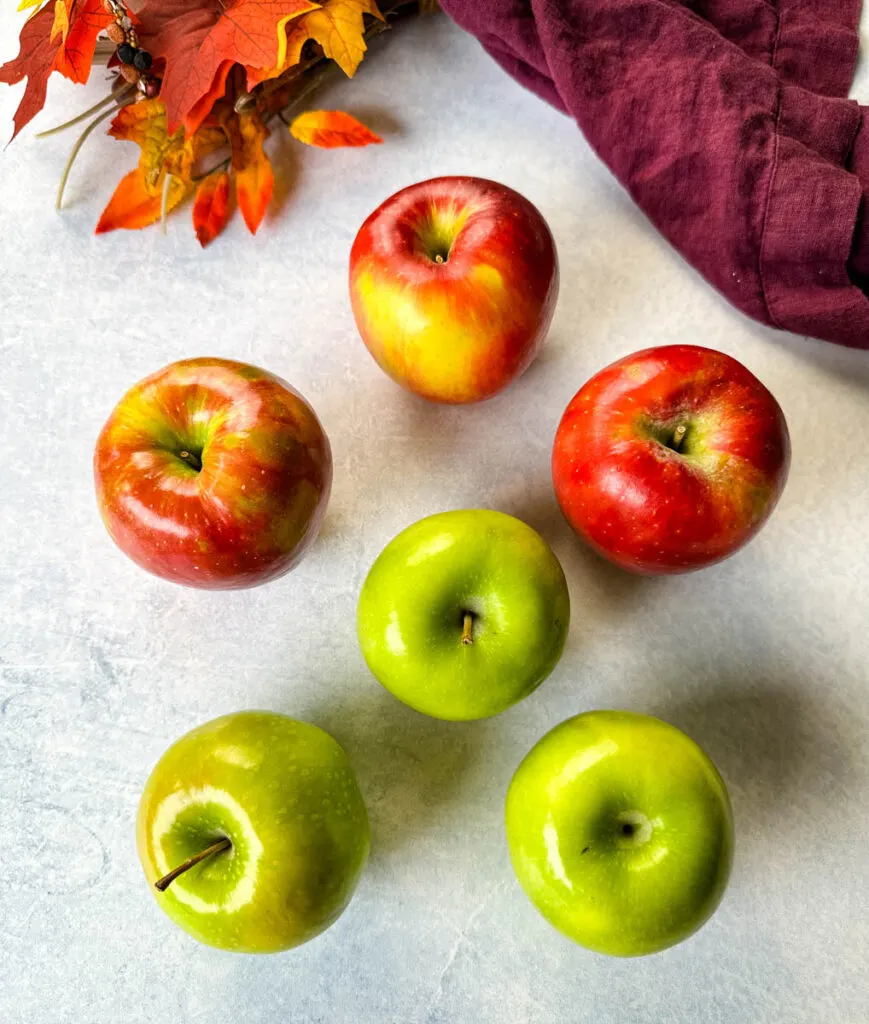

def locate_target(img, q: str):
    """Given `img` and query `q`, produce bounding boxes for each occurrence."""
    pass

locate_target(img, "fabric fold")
[441,0,869,349]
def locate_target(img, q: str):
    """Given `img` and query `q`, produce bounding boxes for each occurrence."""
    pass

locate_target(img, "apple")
[357,510,570,720]
[349,176,559,404]
[94,357,332,589]
[506,710,733,957]
[137,711,370,953]
[552,345,790,574]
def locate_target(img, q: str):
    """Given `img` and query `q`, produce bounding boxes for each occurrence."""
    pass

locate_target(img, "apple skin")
[94,357,332,589]
[357,510,570,720]
[137,711,370,954]
[506,711,733,957]
[349,176,559,404]
[552,345,790,574]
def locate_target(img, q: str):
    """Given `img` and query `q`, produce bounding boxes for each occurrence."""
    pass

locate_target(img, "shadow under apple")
[301,682,496,866]
[649,672,856,849]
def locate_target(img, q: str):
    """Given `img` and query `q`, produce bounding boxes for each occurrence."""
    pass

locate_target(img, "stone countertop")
[1,11,867,1024]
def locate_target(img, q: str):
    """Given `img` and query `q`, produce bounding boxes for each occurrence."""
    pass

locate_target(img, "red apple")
[552,345,790,574]
[349,176,559,404]
[94,358,332,589]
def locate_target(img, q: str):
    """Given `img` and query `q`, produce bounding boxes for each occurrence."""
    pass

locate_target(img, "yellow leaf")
[18,0,44,10]
[50,0,69,43]
[283,0,384,78]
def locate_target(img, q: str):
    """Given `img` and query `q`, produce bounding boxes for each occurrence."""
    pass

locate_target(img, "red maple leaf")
[136,0,318,137]
[0,0,112,139]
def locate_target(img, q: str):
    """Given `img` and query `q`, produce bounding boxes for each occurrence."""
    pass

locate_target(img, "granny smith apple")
[357,510,570,720]
[137,711,369,953]
[506,711,733,956]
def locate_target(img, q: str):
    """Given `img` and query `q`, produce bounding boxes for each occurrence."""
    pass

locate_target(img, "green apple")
[137,711,369,953]
[506,711,733,956]
[357,510,570,720]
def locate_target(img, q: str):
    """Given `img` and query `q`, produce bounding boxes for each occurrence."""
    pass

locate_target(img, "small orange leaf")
[95,169,189,234]
[193,171,233,247]
[226,109,274,235]
[289,110,383,148]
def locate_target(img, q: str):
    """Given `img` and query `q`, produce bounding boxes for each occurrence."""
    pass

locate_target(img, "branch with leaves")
[1,0,436,246]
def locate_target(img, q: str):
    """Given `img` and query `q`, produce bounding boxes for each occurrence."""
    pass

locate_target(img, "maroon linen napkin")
[440,0,869,349]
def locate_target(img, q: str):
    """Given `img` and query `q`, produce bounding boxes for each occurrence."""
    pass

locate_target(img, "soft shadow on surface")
[342,106,405,139]
[301,683,494,863]
[651,672,855,844]
[266,128,301,219]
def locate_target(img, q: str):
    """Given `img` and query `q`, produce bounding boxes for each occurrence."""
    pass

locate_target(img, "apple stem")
[154,837,231,892]
[178,449,202,472]
[434,254,444,264]
[461,613,474,645]
[671,424,688,452]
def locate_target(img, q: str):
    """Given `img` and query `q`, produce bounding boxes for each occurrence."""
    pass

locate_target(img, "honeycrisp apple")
[349,176,559,403]
[552,344,790,574]
[357,510,570,720]
[137,711,370,953]
[506,711,734,957]
[94,357,332,589]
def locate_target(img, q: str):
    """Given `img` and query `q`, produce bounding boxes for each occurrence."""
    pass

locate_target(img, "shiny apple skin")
[137,711,370,953]
[552,345,790,574]
[349,176,559,404]
[94,358,332,589]
[506,711,734,957]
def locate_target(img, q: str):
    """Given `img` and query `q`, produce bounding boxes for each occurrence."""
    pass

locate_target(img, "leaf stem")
[37,85,134,139]
[56,105,122,212]
[161,172,173,234]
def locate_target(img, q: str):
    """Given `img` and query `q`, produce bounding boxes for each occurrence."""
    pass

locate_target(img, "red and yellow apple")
[349,175,559,404]
[552,345,790,574]
[94,357,332,589]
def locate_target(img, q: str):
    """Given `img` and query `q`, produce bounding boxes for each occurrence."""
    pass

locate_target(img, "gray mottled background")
[1,11,868,1024]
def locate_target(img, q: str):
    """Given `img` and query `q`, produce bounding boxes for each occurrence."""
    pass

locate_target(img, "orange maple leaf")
[193,171,234,247]
[97,99,226,234]
[0,0,111,138]
[224,108,274,234]
[136,0,318,136]
[289,109,382,147]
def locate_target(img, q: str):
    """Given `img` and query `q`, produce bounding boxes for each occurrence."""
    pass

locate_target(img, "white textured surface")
[2,11,869,1024]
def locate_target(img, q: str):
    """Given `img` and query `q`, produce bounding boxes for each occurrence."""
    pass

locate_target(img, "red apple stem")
[461,613,474,645]
[154,837,231,892]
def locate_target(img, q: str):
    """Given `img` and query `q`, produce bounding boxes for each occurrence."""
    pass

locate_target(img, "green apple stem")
[178,449,202,472]
[671,424,688,452]
[154,837,231,892]
[461,613,474,645]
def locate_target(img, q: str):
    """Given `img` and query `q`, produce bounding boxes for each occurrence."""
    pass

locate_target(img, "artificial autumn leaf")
[17,0,44,10]
[95,168,191,233]
[282,0,384,78]
[136,0,318,136]
[289,109,382,147]
[0,0,112,138]
[97,99,226,234]
[225,108,274,234]
[193,171,233,247]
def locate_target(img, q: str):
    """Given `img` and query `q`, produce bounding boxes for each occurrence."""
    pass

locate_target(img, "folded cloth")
[440,0,869,349]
